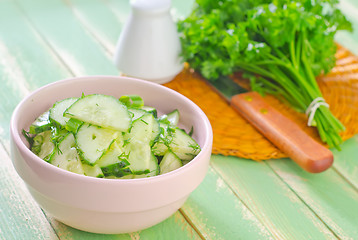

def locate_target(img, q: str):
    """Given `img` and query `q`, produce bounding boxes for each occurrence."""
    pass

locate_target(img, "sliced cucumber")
[119,175,135,179]
[67,159,85,175]
[132,152,159,178]
[170,128,201,161]
[141,106,157,118]
[105,174,134,179]
[124,140,159,175]
[151,119,161,145]
[49,133,84,175]
[96,139,132,177]
[82,164,104,178]
[159,109,180,126]
[76,123,120,165]
[26,93,201,179]
[49,97,78,127]
[64,94,131,131]
[152,141,168,156]
[166,109,180,126]
[182,160,191,165]
[101,162,132,178]
[51,126,68,146]
[152,122,173,156]
[31,130,55,160]
[128,107,147,121]
[29,111,52,134]
[153,127,200,160]
[125,113,160,145]
[96,139,124,167]
[111,171,158,178]
[159,151,183,174]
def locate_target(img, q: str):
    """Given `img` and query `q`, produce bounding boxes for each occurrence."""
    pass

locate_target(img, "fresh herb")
[158,116,171,125]
[31,134,43,155]
[140,119,149,125]
[29,111,52,134]
[117,152,130,166]
[101,162,132,177]
[122,138,131,147]
[188,126,194,137]
[22,129,34,147]
[178,0,352,149]
[189,142,201,152]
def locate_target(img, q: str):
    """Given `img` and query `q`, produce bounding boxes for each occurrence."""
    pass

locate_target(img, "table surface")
[1,0,358,239]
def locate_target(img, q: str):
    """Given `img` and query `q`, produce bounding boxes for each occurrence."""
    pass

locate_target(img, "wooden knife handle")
[231,91,333,173]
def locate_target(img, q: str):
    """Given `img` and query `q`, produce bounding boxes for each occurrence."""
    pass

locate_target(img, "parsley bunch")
[178,0,352,149]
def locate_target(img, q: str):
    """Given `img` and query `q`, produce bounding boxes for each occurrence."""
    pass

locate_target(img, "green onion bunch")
[178,0,352,148]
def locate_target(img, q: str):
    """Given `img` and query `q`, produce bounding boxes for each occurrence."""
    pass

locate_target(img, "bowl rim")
[10,75,213,185]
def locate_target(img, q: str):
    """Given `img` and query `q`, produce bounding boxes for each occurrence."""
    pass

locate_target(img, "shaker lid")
[131,0,171,15]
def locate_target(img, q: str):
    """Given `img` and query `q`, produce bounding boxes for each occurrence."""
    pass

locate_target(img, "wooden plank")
[0,144,59,240]
[333,0,358,191]
[210,155,337,240]
[181,166,274,240]
[101,0,131,25]
[15,0,119,76]
[125,211,201,240]
[46,211,201,240]
[329,0,358,219]
[66,0,123,53]
[267,157,358,239]
[332,136,358,190]
[0,0,70,88]
[336,0,358,55]
[0,0,71,145]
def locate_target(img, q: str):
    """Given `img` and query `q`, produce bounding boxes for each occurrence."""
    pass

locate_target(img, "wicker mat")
[163,45,358,160]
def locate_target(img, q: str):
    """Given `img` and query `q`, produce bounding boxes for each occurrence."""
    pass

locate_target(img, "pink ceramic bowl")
[10,76,213,234]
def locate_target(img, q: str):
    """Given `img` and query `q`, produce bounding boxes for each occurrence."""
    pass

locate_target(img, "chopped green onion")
[119,95,144,108]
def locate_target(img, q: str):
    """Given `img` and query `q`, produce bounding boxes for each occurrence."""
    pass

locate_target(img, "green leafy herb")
[140,119,149,125]
[178,0,352,149]
[22,129,34,147]
[29,111,52,134]
[188,126,194,137]
[31,133,43,155]
[101,163,132,177]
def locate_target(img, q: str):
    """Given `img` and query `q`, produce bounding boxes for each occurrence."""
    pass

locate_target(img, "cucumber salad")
[23,94,201,179]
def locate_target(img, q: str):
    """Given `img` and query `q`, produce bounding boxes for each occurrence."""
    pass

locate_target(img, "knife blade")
[208,75,333,173]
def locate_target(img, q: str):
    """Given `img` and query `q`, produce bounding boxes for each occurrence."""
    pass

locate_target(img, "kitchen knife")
[208,75,333,173]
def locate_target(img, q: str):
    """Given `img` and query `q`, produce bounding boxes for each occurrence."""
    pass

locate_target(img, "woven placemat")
[164,45,358,160]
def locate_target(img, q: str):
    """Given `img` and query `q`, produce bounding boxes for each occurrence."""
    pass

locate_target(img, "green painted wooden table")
[1,0,358,239]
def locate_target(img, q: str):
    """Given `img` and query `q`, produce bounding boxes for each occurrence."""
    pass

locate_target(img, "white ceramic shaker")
[113,0,183,84]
